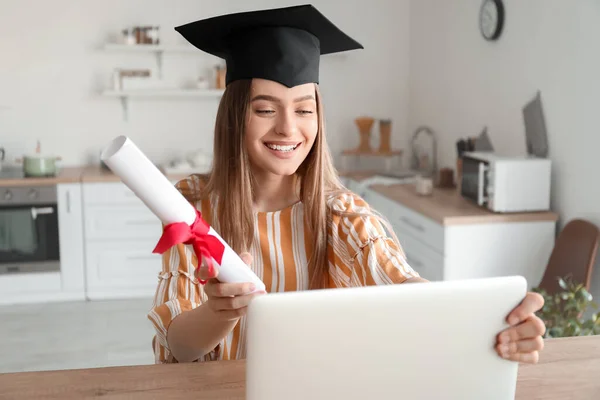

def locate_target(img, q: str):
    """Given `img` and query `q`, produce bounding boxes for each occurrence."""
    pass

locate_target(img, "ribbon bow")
[153,209,224,284]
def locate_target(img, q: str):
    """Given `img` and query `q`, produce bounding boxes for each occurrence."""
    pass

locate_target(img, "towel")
[0,209,38,254]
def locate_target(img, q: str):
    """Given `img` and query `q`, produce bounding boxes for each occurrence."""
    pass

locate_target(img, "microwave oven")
[460,152,552,213]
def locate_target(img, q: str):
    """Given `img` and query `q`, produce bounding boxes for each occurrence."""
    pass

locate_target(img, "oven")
[0,185,60,274]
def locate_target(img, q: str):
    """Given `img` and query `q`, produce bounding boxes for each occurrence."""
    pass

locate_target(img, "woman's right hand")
[195,252,266,321]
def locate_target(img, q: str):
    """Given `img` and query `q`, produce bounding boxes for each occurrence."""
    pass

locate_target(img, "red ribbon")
[153,209,224,285]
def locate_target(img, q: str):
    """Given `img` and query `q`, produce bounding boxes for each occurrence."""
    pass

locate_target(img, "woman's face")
[245,78,318,177]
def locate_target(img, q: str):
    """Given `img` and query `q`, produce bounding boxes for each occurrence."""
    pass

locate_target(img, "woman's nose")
[275,110,298,136]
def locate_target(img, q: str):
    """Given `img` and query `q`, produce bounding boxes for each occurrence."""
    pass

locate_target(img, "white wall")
[408,0,600,300]
[0,0,409,168]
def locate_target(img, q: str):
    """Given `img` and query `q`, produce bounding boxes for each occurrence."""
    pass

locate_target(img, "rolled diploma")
[100,135,265,291]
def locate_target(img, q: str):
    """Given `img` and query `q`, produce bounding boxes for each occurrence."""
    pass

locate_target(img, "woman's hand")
[195,252,266,321]
[495,291,546,363]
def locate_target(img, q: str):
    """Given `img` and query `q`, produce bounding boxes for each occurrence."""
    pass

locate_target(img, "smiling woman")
[146,4,546,368]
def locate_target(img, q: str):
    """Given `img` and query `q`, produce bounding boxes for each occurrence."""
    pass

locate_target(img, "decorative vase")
[355,117,374,153]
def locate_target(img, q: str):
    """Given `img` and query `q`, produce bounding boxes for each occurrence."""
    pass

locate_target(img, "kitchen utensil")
[355,117,375,153]
[16,141,61,177]
[410,126,437,177]
[474,127,494,152]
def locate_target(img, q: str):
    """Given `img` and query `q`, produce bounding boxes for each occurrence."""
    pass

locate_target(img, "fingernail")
[508,315,519,325]
[500,333,510,343]
[499,344,509,353]
[249,284,256,291]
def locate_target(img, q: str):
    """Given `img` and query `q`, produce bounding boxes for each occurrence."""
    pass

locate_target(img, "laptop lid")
[246,276,527,400]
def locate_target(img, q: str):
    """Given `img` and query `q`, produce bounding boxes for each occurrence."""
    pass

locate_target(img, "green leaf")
[548,327,563,338]
[558,278,568,290]
[581,288,593,302]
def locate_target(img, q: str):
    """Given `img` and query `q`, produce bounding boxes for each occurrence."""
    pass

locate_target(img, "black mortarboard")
[174,4,363,88]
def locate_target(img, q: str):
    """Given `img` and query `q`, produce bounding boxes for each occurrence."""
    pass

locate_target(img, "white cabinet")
[57,184,86,295]
[358,180,555,289]
[82,182,164,300]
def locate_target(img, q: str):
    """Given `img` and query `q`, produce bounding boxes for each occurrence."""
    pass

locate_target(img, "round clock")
[479,0,504,41]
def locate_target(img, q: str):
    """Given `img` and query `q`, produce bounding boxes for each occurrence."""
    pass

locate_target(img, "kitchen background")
[1,0,599,372]
[0,0,409,168]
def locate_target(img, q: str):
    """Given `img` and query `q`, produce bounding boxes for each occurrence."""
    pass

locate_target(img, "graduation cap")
[174,4,363,88]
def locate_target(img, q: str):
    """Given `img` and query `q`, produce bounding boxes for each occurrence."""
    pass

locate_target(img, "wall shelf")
[102,43,199,53]
[102,43,203,78]
[101,89,224,121]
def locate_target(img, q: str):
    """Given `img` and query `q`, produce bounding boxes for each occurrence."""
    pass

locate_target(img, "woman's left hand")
[496,291,546,363]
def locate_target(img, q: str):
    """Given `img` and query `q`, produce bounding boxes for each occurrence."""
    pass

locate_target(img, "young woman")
[148,5,546,365]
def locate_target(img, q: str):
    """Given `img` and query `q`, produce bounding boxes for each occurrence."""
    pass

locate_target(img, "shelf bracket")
[155,50,164,79]
[120,96,129,122]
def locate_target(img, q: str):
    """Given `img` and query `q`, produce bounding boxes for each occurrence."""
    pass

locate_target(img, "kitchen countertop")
[0,167,84,187]
[0,335,597,399]
[370,183,559,225]
[0,166,193,187]
[0,168,561,226]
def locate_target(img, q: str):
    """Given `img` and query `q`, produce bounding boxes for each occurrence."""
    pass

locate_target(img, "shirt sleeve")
[146,176,224,363]
[328,192,419,287]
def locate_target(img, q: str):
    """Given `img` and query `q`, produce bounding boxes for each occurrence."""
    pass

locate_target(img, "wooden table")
[1,336,598,399]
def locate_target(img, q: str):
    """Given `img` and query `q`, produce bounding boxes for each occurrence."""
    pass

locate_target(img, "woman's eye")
[296,110,314,115]
[256,109,275,115]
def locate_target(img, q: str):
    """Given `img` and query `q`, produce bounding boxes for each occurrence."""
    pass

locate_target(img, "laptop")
[246,275,527,400]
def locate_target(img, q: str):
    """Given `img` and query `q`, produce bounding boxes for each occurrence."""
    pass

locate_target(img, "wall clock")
[479,0,504,41]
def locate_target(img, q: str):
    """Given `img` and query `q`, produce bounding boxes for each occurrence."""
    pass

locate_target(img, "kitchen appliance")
[460,152,551,213]
[0,184,60,274]
[461,90,551,213]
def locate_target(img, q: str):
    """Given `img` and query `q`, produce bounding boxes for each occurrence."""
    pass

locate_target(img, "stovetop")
[0,167,25,179]
[0,167,57,180]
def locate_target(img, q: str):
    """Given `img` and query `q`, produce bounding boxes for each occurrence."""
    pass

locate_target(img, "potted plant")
[533,275,600,338]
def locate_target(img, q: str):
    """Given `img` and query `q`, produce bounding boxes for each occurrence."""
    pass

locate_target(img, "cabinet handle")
[66,190,71,213]
[399,216,425,232]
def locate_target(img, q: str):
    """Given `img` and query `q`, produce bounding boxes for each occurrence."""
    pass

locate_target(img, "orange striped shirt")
[147,175,419,363]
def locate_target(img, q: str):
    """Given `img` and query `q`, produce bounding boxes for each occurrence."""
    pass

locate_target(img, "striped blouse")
[147,175,419,363]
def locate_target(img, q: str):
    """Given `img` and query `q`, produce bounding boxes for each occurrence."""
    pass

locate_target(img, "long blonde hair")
[195,79,395,289]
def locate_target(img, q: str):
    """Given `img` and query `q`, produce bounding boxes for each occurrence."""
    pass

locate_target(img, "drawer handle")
[399,216,425,232]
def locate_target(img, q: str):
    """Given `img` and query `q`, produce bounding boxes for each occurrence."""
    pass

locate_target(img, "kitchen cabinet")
[82,182,163,300]
[57,184,86,295]
[348,178,557,288]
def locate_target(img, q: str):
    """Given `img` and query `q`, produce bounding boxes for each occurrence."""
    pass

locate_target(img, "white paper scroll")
[101,135,265,291]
